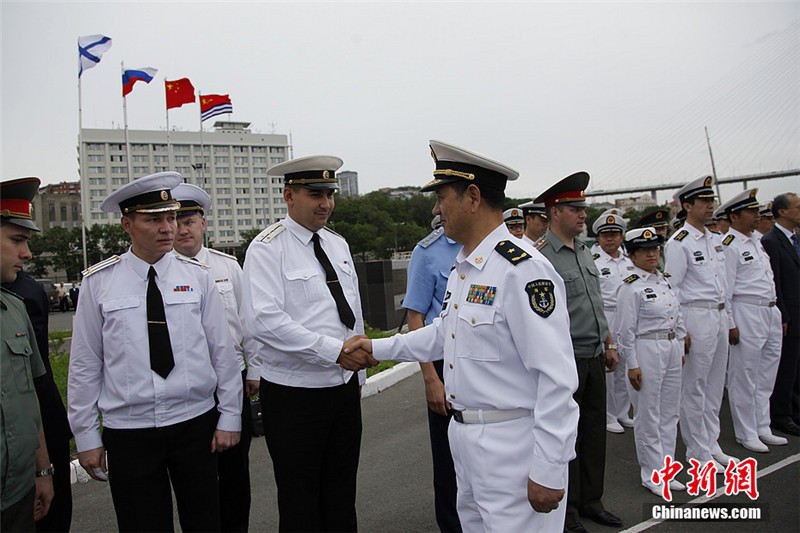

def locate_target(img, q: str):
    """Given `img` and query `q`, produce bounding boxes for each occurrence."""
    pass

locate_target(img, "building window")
[236,187,249,194]
[133,155,148,163]
[236,208,251,215]
[235,177,250,184]
[215,156,229,164]
[153,144,168,152]
[270,157,285,164]
[271,177,282,184]
[194,156,210,164]
[272,187,283,194]
[255,208,270,214]
[219,219,232,226]
[88,166,105,174]
[218,209,232,216]
[154,155,169,163]
[234,167,249,175]
[133,166,150,174]
[111,155,127,162]
[237,219,251,226]
[111,167,127,174]
[253,156,266,163]
[175,166,191,174]
[112,177,127,185]
[48,204,55,221]
[253,167,267,174]
[274,207,287,214]
[253,177,268,183]
[233,146,247,153]
[236,197,250,205]
[215,177,230,184]
[269,146,285,153]
[132,144,148,152]
[60,206,67,221]
[217,198,231,205]
[216,188,231,195]
[90,189,105,197]
[205,219,214,227]
[109,143,124,151]
[251,146,266,153]
[90,200,102,208]
[273,197,283,204]
[215,167,230,174]
[234,156,249,164]
[88,154,104,162]
[154,166,169,172]
[214,146,229,154]
[87,143,104,151]
[174,155,190,162]
[173,145,190,152]
[89,178,106,185]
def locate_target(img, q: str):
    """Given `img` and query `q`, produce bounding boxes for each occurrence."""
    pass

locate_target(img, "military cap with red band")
[0,177,41,231]
[534,171,590,208]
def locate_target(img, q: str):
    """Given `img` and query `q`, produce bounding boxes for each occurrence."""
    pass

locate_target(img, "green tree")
[237,227,263,263]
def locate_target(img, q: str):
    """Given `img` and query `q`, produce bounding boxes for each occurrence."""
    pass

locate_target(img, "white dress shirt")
[372,223,579,490]
[177,247,260,379]
[242,216,366,388]
[593,248,634,309]
[721,228,778,330]
[68,250,243,453]
[664,222,729,321]
[615,266,687,369]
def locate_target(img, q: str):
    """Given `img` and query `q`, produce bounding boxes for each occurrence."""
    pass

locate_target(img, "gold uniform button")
[471,317,476,324]
[454,304,458,309]
[449,363,453,369]
[451,333,455,339]
[460,274,465,280]
[450,394,456,399]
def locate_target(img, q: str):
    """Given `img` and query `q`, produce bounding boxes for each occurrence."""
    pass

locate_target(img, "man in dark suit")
[2,272,73,532]
[761,192,800,436]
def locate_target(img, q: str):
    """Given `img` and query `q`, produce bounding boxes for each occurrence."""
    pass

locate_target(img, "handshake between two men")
[336,335,378,371]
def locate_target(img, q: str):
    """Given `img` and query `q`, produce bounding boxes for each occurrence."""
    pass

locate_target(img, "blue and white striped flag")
[78,35,112,78]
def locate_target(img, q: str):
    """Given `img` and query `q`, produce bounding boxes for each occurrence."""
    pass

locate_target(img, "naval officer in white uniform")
[719,188,787,453]
[68,172,242,532]
[344,140,579,532]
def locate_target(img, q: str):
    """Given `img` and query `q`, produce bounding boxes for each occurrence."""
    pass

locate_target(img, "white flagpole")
[165,78,172,175]
[78,64,88,269]
[122,61,133,182]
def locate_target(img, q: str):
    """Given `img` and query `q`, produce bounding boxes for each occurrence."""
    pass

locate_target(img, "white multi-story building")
[337,170,359,197]
[80,121,289,248]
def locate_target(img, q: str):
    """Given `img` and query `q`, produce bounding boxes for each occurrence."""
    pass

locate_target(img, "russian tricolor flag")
[122,67,158,96]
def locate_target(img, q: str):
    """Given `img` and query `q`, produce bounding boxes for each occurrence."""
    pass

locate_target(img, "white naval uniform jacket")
[593,248,634,309]
[372,224,579,490]
[720,229,778,330]
[664,223,731,324]
[176,247,261,380]
[615,266,687,369]
[242,216,366,388]
[68,250,243,454]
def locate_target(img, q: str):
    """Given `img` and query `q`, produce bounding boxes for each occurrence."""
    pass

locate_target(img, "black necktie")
[147,266,175,378]
[311,233,356,330]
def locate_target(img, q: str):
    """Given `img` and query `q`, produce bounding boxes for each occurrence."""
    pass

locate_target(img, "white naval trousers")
[448,415,568,533]
[680,306,729,462]
[728,302,783,442]
[631,337,682,484]
[605,310,634,423]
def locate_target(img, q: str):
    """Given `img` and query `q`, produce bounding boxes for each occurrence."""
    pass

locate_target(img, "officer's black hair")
[450,181,505,211]
[772,193,798,219]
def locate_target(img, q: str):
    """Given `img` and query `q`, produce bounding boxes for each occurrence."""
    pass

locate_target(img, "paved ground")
[67,367,798,532]
[48,308,75,333]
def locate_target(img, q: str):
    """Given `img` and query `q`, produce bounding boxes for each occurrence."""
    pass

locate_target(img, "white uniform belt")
[452,408,531,424]
[732,295,776,307]
[683,300,725,310]
[637,331,676,340]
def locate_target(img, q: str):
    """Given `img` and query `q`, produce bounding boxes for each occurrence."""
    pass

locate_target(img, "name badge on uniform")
[693,251,705,262]
[173,285,194,292]
[466,284,496,306]
[601,268,611,276]
[441,290,451,311]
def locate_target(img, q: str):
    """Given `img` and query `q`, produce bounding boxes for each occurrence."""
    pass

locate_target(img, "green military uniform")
[1,287,46,511]
[536,227,614,526]
[536,229,608,357]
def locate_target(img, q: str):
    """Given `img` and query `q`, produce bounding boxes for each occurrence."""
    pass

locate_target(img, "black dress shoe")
[564,522,588,533]
[772,419,800,436]
[580,509,623,527]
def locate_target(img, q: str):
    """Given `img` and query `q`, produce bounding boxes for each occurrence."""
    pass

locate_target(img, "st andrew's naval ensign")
[525,279,556,318]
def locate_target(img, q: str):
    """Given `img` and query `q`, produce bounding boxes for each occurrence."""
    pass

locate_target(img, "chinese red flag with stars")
[165,78,196,109]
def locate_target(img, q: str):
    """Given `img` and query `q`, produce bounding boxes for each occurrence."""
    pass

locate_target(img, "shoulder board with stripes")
[82,255,120,277]
[208,248,238,261]
[673,230,689,241]
[534,238,547,250]
[418,228,444,248]
[257,223,285,243]
[623,274,639,284]
[495,240,531,265]
[174,253,207,268]
[663,272,671,278]
[722,234,735,246]
[323,226,343,239]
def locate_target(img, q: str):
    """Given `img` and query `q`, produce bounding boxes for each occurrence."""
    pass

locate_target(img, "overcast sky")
[2,1,798,204]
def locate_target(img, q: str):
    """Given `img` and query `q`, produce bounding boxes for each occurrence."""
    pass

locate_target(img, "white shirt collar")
[775,222,796,241]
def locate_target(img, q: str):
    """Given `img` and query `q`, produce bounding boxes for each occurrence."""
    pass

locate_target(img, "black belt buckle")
[452,410,464,423]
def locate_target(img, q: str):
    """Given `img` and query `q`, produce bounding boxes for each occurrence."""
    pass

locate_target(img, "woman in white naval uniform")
[615,228,689,495]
